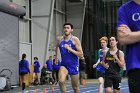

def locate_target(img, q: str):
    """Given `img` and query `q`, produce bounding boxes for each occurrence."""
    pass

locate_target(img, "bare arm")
[112,50,125,68]
[93,59,100,68]
[96,59,100,65]
[117,25,140,45]
[93,50,101,68]
[55,36,62,60]
[101,51,109,69]
[64,36,83,57]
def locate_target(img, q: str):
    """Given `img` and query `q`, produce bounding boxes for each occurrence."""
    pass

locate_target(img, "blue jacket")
[33,61,40,73]
[46,60,53,71]
[53,59,61,71]
[19,59,30,73]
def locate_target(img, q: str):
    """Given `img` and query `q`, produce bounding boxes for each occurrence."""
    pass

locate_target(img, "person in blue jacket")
[46,56,53,71]
[19,53,30,93]
[33,57,40,85]
[52,55,61,85]
[45,56,53,84]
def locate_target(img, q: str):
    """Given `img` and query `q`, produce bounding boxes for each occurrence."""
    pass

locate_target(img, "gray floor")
[0,78,129,93]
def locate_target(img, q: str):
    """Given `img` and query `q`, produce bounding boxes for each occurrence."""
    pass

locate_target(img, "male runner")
[102,36,125,93]
[93,36,109,93]
[55,23,83,93]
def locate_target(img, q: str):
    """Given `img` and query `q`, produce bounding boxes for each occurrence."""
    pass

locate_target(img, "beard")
[65,32,71,36]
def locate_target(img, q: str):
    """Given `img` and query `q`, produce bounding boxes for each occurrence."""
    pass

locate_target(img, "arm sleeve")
[19,61,20,73]
[117,6,128,27]
[38,61,40,67]
[26,61,30,73]
[45,60,48,65]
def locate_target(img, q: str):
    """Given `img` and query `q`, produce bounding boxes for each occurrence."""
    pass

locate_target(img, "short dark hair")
[34,57,38,60]
[22,53,26,60]
[63,22,73,29]
[110,36,118,41]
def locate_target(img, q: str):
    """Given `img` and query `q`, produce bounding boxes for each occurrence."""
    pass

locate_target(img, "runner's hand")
[104,63,109,69]
[64,44,71,50]
[93,64,97,68]
[117,24,131,37]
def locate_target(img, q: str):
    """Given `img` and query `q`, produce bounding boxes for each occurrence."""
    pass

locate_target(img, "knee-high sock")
[22,83,25,90]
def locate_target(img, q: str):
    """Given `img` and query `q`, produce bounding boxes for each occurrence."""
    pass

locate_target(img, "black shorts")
[96,71,104,78]
[104,75,121,90]
[128,69,140,93]
[19,72,28,76]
